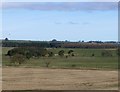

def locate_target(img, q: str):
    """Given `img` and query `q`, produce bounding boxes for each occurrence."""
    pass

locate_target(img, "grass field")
[2,47,118,70]
[2,47,118,90]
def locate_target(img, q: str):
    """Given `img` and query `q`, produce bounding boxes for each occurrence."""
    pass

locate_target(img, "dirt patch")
[2,67,118,90]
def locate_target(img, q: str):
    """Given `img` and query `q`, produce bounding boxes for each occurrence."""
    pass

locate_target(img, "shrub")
[7,47,48,59]
[101,50,112,57]
[71,64,76,67]
[58,50,64,57]
[68,50,74,54]
[48,51,54,57]
[65,55,68,58]
[10,54,26,65]
[71,53,75,56]
[91,53,94,57]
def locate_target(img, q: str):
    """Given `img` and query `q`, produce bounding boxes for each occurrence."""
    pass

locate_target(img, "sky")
[0,2,118,42]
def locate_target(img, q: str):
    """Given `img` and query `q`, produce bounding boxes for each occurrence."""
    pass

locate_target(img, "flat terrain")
[2,47,118,90]
[2,47,118,70]
[2,67,118,90]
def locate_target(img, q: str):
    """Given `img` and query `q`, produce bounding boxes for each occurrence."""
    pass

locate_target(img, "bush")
[65,55,68,58]
[48,51,54,57]
[26,52,32,59]
[101,50,112,57]
[7,47,48,59]
[68,50,74,54]
[58,50,64,57]
[71,64,76,67]
[10,54,26,65]
[91,53,94,57]
[71,53,75,56]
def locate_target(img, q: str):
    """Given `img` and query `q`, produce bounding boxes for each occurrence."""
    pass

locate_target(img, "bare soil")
[2,67,118,90]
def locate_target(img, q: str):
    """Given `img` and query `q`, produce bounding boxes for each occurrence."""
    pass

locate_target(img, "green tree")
[5,38,9,41]
[58,50,64,57]
[7,47,49,59]
[68,50,74,56]
[68,50,73,54]
[48,51,54,57]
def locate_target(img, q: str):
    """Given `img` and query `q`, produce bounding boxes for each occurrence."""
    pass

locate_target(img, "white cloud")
[1,2,118,11]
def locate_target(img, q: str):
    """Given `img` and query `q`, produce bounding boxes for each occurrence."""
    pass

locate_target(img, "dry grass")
[2,67,118,90]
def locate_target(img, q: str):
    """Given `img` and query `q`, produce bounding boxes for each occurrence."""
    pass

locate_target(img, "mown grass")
[2,47,118,70]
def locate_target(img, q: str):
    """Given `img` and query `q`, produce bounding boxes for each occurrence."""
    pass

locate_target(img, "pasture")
[2,47,118,90]
[2,47,118,70]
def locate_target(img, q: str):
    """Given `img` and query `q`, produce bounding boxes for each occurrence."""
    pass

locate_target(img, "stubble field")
[2,67,118,90]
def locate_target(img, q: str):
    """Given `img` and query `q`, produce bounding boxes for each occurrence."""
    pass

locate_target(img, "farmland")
[2,47,118,70]
[2,67,118,90]
[1,1,119,91]
[2,47,118,90]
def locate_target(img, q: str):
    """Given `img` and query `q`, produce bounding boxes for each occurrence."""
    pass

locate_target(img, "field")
[2,67,118,90]
[2,47,118,70]
[2,47,119,90]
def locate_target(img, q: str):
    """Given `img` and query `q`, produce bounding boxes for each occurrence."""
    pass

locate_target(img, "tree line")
[2,39,118,48]
[6,47,75,66]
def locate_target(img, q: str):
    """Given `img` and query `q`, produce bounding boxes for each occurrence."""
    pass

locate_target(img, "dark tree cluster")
[62,43,118,49]
[2,39,118,49]
[58,50,75,57]
[58,50,65,57]
[2,40,50,47]
[6,47,54,59]
[68,50,74,56]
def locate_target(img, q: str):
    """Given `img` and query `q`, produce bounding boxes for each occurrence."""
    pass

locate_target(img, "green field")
[2,47,118,70]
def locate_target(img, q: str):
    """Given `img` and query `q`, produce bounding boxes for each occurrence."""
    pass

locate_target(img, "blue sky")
[1,2,118,41]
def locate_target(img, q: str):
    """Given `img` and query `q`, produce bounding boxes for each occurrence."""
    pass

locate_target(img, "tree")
[58,50,64,57]
[7,50,14,57]
[68,50,74,54]
[10,54,26,65]
[68,50,74,56]
[82,40,84,42]
[5,38,9,41]
[7,47,48,59]
[7,48,26,57]
[52,39,57,42]
[48,51,54,57]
